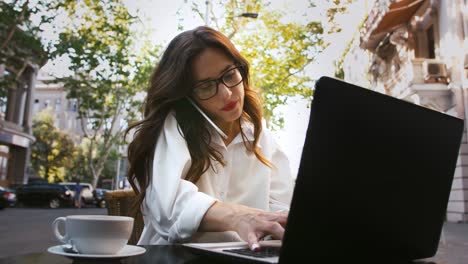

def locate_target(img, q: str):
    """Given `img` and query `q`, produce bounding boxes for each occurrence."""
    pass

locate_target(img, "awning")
[0,121,35,148]
[361,0,425,51]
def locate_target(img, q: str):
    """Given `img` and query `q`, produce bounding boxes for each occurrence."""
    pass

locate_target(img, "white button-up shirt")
[138,112,294,245]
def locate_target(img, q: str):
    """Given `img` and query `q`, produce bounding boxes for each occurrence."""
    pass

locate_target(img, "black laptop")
[184,76,464,263]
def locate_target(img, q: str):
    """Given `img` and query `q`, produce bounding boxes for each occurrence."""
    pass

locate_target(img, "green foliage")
[51,0,137,120]
[0,0,52,97]
[66,144,89,182]
[67,138,118,185]
[4,0,355,185]
[50,0,159,187]
[322,0,355,34]
[334,13,367,80]
[334,61,345,79]
[100,149,118,182]
[181,0,358,128]
[230,10,323,128]
[31,109,76,183]
[185,0,332,128]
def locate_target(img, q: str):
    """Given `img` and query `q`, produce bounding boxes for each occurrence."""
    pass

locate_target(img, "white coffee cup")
[52,215,134,255]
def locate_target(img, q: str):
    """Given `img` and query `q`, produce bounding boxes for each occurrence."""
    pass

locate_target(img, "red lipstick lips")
[222,101,237,111]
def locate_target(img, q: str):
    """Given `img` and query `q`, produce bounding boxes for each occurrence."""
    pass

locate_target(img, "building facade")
[0,21,48,187]
[0,65,39,187]
[34,71,82,139]
[33,71,129,189]
[343,0,468,222]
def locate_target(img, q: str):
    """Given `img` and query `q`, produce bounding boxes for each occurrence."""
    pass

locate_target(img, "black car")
[93,188,109,208]
[16,183,73,208]
[0,186,16,208]
[0,189,8,209]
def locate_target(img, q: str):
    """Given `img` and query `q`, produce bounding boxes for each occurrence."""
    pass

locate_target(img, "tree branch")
[1,0,30,50]
[78,99,91,139]
[278,58,314,87]
[210,3,221,30]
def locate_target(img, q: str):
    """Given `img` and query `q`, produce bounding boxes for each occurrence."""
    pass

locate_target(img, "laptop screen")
[280,77,463,262]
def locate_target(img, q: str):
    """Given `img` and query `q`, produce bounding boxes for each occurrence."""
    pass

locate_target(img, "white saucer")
[47,244,146,259]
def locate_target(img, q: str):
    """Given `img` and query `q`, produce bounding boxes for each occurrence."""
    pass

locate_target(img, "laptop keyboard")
[223,246,280,258]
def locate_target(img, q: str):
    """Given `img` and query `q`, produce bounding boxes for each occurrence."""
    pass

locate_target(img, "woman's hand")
[199,201,288,251]
[230,206,287,251]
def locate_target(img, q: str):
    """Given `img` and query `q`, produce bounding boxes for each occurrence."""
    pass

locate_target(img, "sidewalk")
[426,222,468,264]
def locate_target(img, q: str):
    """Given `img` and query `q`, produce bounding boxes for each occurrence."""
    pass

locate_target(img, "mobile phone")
[186,97,228,139]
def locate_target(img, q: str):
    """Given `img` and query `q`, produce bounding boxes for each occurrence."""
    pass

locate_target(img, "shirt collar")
[211,118,261,149]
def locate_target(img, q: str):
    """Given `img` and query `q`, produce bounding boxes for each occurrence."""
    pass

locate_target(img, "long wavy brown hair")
[125,26,272,216]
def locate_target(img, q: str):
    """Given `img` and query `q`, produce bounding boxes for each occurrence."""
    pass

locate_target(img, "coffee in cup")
[52,215,134,255]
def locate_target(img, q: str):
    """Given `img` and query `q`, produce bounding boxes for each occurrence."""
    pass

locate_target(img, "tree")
[0,0,53,96]
[66,143,89,182]
[31,109,76,183]
[51,0,159,187]
[320,0,356,34]
[67,137,118,185]
[229,11,323,128]
[184,0,355,128]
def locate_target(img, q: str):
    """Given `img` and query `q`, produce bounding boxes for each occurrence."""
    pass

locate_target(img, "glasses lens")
[194,81,217,100]
[222,67,243,87]
[193,66,244,100]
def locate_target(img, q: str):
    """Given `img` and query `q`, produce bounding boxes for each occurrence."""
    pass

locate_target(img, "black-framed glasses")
[192,66,244,100]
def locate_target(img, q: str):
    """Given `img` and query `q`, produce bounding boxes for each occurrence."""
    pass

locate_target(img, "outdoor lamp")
[238,12,258,18]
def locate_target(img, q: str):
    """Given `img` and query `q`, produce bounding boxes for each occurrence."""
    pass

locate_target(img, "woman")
[126,26,294,251]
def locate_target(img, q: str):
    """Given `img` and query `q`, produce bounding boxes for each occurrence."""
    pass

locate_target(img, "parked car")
[15,183,72,208]
[0,186,16,208]
[59,182,95,206]
[0,188,8,209]
[93,188,110,208]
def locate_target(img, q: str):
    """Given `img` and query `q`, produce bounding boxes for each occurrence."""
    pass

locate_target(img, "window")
[67,119,73,130]
[412,0,438,60]
[33,99,40,114]
[0,96,6,121]
[426,26,435,58]
[55,99,61,111]
[68,99,77,112]
[415,25,436,59]
[0,145,10,181]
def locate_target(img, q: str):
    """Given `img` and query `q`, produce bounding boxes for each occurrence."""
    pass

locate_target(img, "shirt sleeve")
[143,113,217,243]
[267,132,295,212]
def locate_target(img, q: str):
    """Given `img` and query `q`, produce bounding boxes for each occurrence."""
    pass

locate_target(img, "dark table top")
[0,245,444,264]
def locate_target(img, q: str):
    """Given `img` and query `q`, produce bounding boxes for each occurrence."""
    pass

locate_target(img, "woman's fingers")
[246,221,285,251]
[260,212,288,227]
[262,221,285,240]
[247,232,261,251]
[231,206,289,251]
[275,213,288,227]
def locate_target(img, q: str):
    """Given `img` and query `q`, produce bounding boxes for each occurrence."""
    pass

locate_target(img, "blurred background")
[0,0,368,194]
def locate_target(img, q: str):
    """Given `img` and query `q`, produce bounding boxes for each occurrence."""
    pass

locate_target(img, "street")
[0,207,106,258]
[432,223,468,264]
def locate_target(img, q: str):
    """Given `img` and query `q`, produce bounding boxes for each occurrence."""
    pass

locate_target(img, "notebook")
[183,76,464,263]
